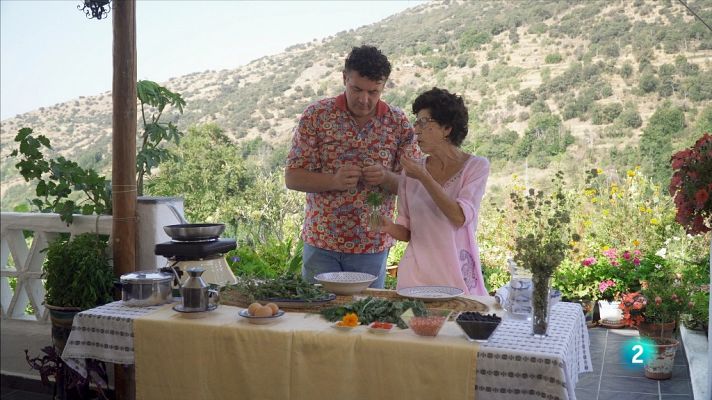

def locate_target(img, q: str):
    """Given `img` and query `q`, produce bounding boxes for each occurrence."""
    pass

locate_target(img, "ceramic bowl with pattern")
[314,272,377,295]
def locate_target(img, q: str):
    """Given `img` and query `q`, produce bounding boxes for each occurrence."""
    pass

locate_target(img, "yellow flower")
[627,170,635,177]
[602,245,610,251]
[650,218,659,225]
[591,198,598,203]
[646,207,652,214]
[583,220,592,227]
[340,312,359,327]
[638,205,647,212]
[596,168,603,175]
[602,209,609,215]
[633,239,640,247]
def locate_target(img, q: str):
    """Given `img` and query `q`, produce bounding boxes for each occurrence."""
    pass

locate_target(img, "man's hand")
[332,164,362,191]
[362,163,387,186]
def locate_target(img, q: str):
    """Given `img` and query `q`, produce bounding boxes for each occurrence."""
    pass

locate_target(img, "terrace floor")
[0,322,698,400]
[576,327,694,400]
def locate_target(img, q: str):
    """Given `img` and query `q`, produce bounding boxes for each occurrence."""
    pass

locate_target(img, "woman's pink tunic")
[395,155,490,295]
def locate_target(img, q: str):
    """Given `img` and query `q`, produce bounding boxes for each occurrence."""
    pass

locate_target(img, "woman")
[381,87,490,295]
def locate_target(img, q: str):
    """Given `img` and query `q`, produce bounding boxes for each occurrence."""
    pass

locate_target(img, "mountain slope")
[2,0,711,208]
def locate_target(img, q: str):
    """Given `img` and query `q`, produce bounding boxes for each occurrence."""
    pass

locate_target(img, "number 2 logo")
[631,344,644,364]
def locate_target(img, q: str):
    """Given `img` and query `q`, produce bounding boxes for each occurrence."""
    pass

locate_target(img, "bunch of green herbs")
[321,296,427,328]
[228,274,329,302]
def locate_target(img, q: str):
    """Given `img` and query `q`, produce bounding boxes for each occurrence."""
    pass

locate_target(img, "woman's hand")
[379,215,410,242]
[400,155,428,181]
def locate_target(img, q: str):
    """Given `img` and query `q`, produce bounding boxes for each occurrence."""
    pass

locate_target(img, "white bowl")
[314,272,377,295]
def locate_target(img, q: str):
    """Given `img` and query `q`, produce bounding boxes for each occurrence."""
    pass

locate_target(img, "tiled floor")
[576,327,694,400]
[1,327,696,400]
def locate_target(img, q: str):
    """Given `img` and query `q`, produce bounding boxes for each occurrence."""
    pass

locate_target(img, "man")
[285,45,417,288]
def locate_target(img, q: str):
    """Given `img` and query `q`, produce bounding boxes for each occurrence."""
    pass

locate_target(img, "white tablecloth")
[62,301,167,377]
[477,302,593,400]
[62,298,592,400]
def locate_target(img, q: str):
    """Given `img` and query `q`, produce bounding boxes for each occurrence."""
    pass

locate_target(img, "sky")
[0,0,424,120]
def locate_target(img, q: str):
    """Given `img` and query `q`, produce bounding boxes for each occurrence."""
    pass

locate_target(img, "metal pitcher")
[181,267,219,312]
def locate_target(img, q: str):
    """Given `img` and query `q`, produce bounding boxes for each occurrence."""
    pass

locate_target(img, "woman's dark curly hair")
[344,45,391,81]
[412,87,469,147]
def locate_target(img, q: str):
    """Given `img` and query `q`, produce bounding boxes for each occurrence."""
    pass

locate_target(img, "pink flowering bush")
[669,133,712,235]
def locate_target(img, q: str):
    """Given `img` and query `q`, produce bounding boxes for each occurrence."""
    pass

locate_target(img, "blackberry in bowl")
[455,311,501,342]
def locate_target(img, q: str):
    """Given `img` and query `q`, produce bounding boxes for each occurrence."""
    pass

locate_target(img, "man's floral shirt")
[286,93,417,253]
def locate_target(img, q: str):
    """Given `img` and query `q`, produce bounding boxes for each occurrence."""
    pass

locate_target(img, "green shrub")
[544,53,563,64]
[515,88,537,107]
[591,103,623,125]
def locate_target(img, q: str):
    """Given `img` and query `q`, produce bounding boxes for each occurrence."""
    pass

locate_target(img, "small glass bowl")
[405,309,452,337]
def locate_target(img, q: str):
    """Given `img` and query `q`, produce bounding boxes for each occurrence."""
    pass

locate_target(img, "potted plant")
[619,274,690,380]
[43,232,115,353]
[552,259,598,326]
[508,171,579,336]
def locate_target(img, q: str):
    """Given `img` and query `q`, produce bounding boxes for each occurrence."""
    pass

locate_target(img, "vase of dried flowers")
[507,171,579,337]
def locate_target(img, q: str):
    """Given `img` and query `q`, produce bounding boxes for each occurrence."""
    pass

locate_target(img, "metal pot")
[120,270,174,306]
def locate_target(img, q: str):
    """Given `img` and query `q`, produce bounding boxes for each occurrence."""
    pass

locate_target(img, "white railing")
[0,212,112,323]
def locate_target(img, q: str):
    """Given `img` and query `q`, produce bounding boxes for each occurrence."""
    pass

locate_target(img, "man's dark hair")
[344,45,391,81]
[412,87,469,147]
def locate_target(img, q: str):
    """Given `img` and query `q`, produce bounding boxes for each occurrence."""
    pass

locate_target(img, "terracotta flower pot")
[637,321,676,339]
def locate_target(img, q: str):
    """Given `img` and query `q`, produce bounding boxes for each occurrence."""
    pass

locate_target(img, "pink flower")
[633,257,641,266]
[633,249,642,256]
[599,280,616,293]
[611,260,620,267]
[602,248,617,259]
[622,251,631,260]
[581,257,596,266]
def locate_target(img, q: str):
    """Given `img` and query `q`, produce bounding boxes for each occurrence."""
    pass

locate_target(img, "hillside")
[2,0,712,208]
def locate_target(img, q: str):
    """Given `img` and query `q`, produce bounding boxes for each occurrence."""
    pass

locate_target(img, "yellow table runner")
[134,305,478,400]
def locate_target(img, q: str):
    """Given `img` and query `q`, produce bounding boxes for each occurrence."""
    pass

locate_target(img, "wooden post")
[112,0,137,277]
[112,1,137,399]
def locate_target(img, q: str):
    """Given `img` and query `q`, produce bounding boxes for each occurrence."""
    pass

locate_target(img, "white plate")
[331,322,357,332]
[368,322,394,334]
[396,286,464,302]
[238,309,285,325]
[314,272,377,295]
[173,303,217,313]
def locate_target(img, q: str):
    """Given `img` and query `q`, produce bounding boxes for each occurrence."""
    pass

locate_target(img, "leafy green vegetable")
[366,192,383,207]
[321,296,427,329]
[228,274,329,302]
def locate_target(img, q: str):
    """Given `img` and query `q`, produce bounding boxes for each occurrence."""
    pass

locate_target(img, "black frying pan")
[163,223,225,241]
[164,204,225,241]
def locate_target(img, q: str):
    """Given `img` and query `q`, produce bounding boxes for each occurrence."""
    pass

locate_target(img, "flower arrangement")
[508,171,578,335]
[509,171,579,278]
[669,133,712,235]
